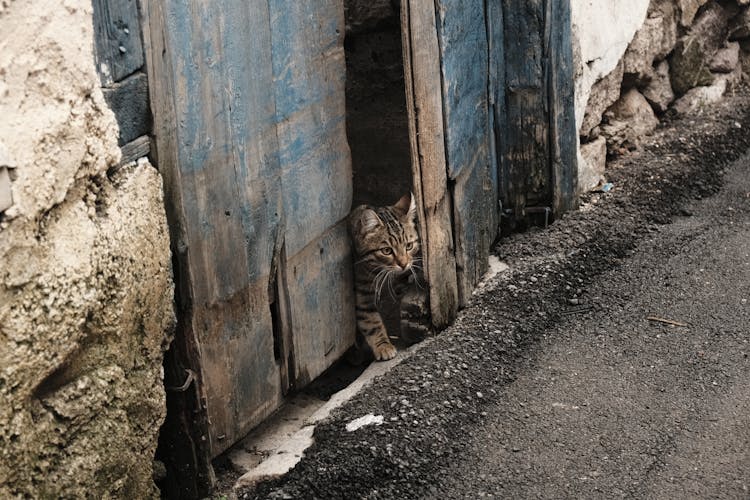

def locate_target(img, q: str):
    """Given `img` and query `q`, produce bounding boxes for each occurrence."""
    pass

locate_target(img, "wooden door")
[402,0,577,312]
[143,0,353,495]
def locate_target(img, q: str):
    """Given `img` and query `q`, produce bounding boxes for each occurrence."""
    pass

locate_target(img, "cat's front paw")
[373,341,397,361]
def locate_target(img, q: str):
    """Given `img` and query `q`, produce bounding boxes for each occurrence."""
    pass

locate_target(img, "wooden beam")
[434,0,496,304]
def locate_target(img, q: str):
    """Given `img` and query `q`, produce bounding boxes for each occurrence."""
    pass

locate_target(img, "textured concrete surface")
[0,2,174,498]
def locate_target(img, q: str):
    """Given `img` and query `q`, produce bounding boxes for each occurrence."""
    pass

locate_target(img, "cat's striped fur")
[348,193,421,360]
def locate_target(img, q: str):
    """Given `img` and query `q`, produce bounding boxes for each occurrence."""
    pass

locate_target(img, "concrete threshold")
[230,340,431,490]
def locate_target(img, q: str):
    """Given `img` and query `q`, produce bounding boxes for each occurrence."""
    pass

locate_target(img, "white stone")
[601,89,659,148]
[623,15,664,82]
[345,414,385,432]
[710,42,741,73]
[672,79,728,114]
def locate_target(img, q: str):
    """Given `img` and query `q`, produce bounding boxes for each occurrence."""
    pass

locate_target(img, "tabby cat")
[348,193,430,361]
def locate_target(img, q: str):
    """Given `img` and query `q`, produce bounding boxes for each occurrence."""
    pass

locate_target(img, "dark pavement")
[442,153,750,499]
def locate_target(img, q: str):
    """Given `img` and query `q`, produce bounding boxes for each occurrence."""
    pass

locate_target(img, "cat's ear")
[360,208,381,232]
[394,192,417,221]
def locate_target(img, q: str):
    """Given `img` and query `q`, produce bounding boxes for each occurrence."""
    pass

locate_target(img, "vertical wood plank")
[285,222,354,386]
[268,0,355,385]
[495,0,577,220]
[498,0,550,216]
[268,0,352,257]
[549,0,579,215]
[434,0,496,304]
[146,0,355,480]
[145,0,286,462]
[401,0,459,328]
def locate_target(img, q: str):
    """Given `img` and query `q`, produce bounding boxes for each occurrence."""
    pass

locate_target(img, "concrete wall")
[0,1,174,498]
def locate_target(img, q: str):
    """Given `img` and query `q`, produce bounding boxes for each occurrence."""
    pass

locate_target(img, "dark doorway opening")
[344,0,416,341]
[344,0,412,208]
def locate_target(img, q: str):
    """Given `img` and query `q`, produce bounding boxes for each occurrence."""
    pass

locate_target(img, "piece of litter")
[646,316,689,327]
[346,414,384,432]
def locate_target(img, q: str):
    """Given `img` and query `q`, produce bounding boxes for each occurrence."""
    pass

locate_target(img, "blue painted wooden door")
[409,0,577,308]
[145,0,354,462]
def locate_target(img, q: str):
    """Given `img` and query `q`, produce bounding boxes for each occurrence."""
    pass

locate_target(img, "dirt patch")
[239,86,750,499]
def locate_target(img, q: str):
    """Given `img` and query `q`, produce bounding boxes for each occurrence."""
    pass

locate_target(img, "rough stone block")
[602,88,659,150]
[710,42,741,72]
[729,7,750,40]
[0,167,12,212]
[670,37,717,95]
[623,16,665,83]
[581,61,624,139]
[643,60,676,112]
[649,0,679,60]
[672,78,728,114]
[677,0,710,26]
[571,0,650,132]
[578,136,608,193]
[0,3,173,499]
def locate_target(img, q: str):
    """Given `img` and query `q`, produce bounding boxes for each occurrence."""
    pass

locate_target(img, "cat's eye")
[406,242,414,251]
[380,247,393,255]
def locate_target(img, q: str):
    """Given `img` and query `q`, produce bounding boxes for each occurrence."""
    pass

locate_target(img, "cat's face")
[352,193,420,274]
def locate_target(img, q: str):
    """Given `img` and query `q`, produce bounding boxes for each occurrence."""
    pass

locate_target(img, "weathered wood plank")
[498,0,551,216]
[401,0,458,328]
[285,221,355,386]
[145,0,286,463]
[102,71,150,146]
[146,0,356,474]
[269,0,351,257]
[268,0,354,383]
[549,0,579,215]
[92,0,145,85]
[434,0,496,304]
[116,135,150,168]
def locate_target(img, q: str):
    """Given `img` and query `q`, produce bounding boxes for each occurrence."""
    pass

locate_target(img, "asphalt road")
[246,92,750,500]
[441,154,750,499]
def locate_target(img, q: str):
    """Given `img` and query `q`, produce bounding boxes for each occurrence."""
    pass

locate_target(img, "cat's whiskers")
[373,268,389,305]
[409,265,425,289]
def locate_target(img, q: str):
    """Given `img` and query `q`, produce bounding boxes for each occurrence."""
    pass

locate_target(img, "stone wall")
[0,1,174,498]
[573,0,750,191]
